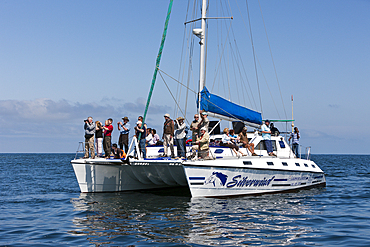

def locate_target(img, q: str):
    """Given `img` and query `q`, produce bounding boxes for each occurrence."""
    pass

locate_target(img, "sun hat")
[164,113,170,118]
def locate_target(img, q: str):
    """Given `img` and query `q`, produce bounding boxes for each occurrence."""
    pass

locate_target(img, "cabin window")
[312,164,316,168]
[255,140,277,151]
[295,163,300,167]
[267,162,274,166]
[279,141,286,148]
[304,164,308,167]
[282,162,288,166]
[214,149,224,154]
[243,161,252,165]
[158,148,164,153]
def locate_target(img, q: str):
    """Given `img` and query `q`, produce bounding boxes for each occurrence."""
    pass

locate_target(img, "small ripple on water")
[1,154,370,246]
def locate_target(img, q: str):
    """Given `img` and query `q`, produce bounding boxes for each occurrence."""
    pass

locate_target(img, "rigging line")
[256,55,281,120]
[233,0,258,109]
[210,20,233,92]
[159,71,191,125]
[245,0,263,117]
[174,21,189,116]
[174,2,191,117]
[258,0,287,119]
[234,0,263,115]
[184,26,196,119]
[233,39,257,109]
[230,39,254,109]
[221,0,254,109]
[140,0,173,141]
[227,45,232,102]
[229,42,241,105]
[157,67,198,94]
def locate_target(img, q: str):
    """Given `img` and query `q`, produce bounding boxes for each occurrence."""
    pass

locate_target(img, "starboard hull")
[183,157,326,197]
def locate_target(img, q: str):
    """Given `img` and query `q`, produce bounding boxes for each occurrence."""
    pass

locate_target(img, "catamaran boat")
[71,0,326,197]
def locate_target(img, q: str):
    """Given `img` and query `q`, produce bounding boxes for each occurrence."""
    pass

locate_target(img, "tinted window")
[255,140,277,151]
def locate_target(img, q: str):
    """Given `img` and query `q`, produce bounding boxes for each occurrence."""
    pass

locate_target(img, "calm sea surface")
[1,154,369,246]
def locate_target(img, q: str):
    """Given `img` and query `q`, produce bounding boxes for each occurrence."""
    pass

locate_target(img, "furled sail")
[199,87,262,125]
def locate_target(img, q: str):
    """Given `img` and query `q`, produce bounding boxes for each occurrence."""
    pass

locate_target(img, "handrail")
[74,142,85,160]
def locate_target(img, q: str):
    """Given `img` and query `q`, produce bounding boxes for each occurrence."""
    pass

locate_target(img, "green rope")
[138,0,173,141]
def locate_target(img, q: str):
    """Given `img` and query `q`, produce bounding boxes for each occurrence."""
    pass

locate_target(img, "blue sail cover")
[199,87,262,125]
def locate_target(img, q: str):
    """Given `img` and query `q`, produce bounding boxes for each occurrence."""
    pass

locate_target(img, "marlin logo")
[205,172,228,187]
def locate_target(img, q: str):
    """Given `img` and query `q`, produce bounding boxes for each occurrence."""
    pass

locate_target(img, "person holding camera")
[84,116,96,159]
[117,117,130,154]
[95,121,104,157]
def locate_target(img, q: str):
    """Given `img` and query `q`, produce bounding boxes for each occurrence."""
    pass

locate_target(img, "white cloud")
[0,98,172,149]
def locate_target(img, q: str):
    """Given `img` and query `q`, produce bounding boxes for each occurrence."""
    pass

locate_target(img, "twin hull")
[71,158,187,193]
[71,157,326,197]
[183,157,326,197]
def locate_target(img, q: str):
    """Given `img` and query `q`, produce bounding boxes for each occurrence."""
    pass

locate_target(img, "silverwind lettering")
[226,175,275,188]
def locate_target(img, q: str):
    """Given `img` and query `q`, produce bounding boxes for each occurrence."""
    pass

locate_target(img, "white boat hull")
[71,158,187,193]
[183,157,326,197]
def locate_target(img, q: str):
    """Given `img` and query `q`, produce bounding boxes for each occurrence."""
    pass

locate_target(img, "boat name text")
[226,175,275,188]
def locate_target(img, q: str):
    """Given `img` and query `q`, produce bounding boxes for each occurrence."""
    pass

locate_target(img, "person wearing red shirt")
[103,118,114,158]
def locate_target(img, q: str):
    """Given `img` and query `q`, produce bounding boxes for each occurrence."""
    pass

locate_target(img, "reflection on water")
[70,187,325,246]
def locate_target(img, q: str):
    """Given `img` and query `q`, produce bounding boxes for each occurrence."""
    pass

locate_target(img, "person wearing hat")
[261,120,276,156]
[174,116,186,158]
[84,116,96,159]
[239,126,258,156]
[163,113,175,158]
[190,126,211,160]
[190,114,200,144]
[117,116,130,154]
[134,120,147,158]
[197,111,209,133]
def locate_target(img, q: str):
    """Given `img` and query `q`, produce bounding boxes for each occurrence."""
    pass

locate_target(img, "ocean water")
[0,154,369,246]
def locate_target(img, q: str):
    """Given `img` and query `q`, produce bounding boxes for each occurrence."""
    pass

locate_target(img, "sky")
[1,0,370,154]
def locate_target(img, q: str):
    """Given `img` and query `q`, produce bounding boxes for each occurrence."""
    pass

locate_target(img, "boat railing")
[305,146,311,160]
[74,141,85,160]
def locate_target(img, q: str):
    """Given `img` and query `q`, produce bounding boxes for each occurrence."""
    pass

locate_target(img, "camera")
[84,119,88,122]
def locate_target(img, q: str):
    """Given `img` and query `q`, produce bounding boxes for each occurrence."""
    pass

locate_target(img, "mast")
[195,0,207,114]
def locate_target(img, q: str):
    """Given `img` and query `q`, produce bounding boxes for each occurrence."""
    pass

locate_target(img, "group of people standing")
[84,117,115,159]
[261,119,300,157]
[84,113,301,160]
[161,111,210,159]
[84,115,161,159]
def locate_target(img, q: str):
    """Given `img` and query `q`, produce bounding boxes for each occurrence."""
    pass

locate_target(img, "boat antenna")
[291,94,294,132]
[139,0,173,140]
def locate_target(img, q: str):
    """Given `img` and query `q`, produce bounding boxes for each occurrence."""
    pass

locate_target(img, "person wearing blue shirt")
[118,117,130,154]
[261,120,276,156]
[289,127,300,158]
